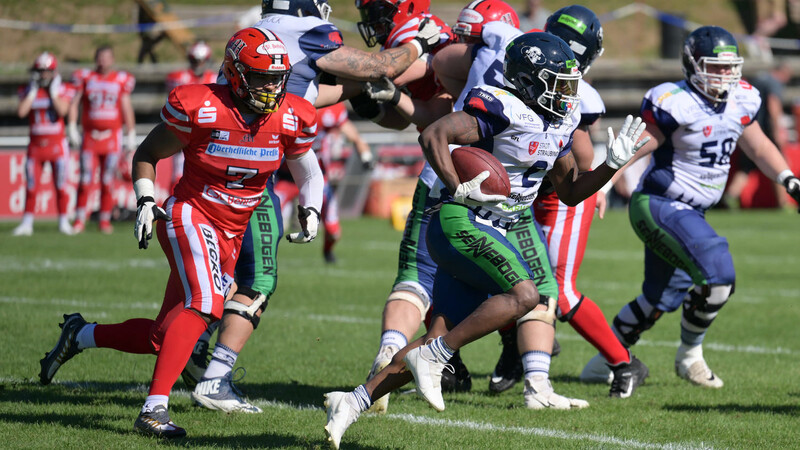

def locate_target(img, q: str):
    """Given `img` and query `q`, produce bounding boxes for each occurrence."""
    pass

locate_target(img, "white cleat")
[580,352,614,384]
[524,375,589,410]
[59,222,74,235]
[365,345,397,414]
[403,345,446,412]
[675,344,723,388]
[12,223,33,236]
[191,372,262,413]
[324,391,361,450]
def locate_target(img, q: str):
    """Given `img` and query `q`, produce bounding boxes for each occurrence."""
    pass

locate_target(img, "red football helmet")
[187,41,212,65]
[355,0,431,47]
[223,27,291,114]
[32,52,58,71]
[453,0,519,40]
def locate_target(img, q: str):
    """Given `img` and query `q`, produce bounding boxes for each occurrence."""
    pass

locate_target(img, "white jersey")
[578,79,604,126]
[458,85,579,227]
[224,15,343,103]
[454,21,521,111]
[636,80,760,210]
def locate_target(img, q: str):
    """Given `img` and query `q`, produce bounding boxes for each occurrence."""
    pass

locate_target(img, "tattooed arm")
[315,44,420,82]
[419,111,481,193]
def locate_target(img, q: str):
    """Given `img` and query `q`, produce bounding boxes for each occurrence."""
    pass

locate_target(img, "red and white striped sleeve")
[160,87,193,144]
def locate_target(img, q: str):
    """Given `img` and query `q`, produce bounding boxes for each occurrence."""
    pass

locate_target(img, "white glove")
[124,129,137,152]
[605,115,650,170]
[286,205,320,243]
[452,171,507,208]
[133,179,170,249]
[364,76,401,105]
[48,73,62,99]
[67,122,81,149]
[411,18,442,57]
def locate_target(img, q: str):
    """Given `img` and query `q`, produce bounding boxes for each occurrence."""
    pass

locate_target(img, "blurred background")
[1,0,799,225]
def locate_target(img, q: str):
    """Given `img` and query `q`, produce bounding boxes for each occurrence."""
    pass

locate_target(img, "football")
[451,146,511,197]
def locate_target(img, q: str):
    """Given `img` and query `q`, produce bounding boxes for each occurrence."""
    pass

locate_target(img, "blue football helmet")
[261,0,331,21]
[503,32,581,120]
[544,5,603,75]
[682,26,743,102]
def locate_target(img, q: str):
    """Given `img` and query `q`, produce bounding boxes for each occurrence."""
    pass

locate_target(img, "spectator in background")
[13,52,75,236]
[165,41,217,187]
[137,0,168,63]
[724,60,792,209]
[68,45,136,234]
[517,0,551,32]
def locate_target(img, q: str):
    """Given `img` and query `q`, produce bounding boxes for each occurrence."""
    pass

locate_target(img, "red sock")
[94,319,156,354]
[568,298,630,365]
[149,309,207,396]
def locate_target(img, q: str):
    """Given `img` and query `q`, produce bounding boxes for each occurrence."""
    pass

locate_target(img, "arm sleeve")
[298,24,343,62]
[159,87,193,145]
[285,150,324,212]
[462,88,510,139]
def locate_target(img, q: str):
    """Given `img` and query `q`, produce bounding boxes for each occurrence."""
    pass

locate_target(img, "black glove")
[134,196,171,249]
[783,175,800,212]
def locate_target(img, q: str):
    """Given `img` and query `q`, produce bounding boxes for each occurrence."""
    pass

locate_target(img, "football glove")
[359,150,375,170]
[124,129,137,152]
[412,18,442,57]
[48,73,62,99]
[452,171,507,208]
[605,115,650,170]
[133,179,170,249]
[783,175,800,212]
[286,205,320,244]
[364,76,401,106]
[67,122,81,149]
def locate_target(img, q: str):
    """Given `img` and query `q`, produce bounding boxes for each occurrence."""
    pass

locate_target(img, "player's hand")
[783,175,800,212]
[67,122,81,149]
[413,18,442,56]
[364,76,401,106]
[286,205,320,243]
[596,190,608,219]
[453,171,507,208]
[124,129,137,152]
[134,196,170,249]
[48,73,62,98]
[359,150,375,170]
[605,115,650,170]
[28,71,41,91]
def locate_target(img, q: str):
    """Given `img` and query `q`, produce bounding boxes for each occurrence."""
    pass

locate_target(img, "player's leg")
[98,149,119,234]
[72,148,95,233]
[321,180,341,263]
[53,140,73,234]
[13,155,39,236]
[191,185,282,413]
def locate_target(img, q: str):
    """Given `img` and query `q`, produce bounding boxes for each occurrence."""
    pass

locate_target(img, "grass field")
[1,209,799,449]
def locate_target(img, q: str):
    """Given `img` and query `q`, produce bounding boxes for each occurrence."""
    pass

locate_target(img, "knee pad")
[387,282,430,320]
[682,283,733,329]
[613,295,663,346]
[223,286,268,329]
[517,295,556,326]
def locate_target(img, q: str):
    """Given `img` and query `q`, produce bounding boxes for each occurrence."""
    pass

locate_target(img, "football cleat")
[523,375,589,410]
[71,220,85,234]
[39,313,88,385]
[191,370,262,413]
[489,327,523,394]
[609,356,649,398]
[133,405,187,439]
[403,345,449,412]
[676,359,724,388]
[58,222,74,235]
[580,352,614,384]
[323,391,361,450]
[440,350,472,393]
[12,223,33,236]
[99,220,113,235]
[365,345,398,414]
[181,326,214,389]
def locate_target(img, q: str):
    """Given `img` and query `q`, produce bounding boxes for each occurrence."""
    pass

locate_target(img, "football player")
[580,26,800,388]
[185,0,444,413]
[13,52,75,236]
[38,28,323,438]
[323,32,649,448]
[68,45,136,234]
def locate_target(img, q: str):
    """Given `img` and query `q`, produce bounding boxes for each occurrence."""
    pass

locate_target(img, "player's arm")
[315,78,363,108]
[338,119,374,169]
[121,92,137,152]
[766,93,788,150]
[132,123,182,249]
[66,82,83,148]
[419,110,479,193]
[362,77,453,129]
[738,120,799,204]
[17,82,37,118]
[431,42,474,97]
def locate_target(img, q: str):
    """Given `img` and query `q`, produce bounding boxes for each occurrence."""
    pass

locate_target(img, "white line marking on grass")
[3,378,708,449]
[8,295,799,356]
[0,257,166,272]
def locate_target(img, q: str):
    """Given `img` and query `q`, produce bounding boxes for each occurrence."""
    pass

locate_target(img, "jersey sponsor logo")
[529,141,539,155]
[211,130,230,141]
[202,185,261,209]
[198,103,217,123]
[740,115,751,125]
[557,13,588,34]
[240,134,254,143]
[206,142,280,161]
[256,40,288,56]
[703,126,712,137]
[453,229,524,286]
[199,224,224,295]
[282,113,298,131]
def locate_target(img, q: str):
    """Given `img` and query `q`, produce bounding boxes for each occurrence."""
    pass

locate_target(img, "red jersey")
[18,83,76,153]
[313,103,349,170]
[382,14,455,101]
[71,68,135,130]
[162,84,317,235]
[165,68,218,93]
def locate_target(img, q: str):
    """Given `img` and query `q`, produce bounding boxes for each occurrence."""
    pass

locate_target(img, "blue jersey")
[637,80,760,210]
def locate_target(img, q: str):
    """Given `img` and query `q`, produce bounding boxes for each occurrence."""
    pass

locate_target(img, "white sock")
[379,329,408,349]
[58,215,70,228]
[142,395,169,413]
[19,213,34,227]
[522,350,551,379]
[203,343,238,379]
[676,343,703,366]
[76,323,96,350]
